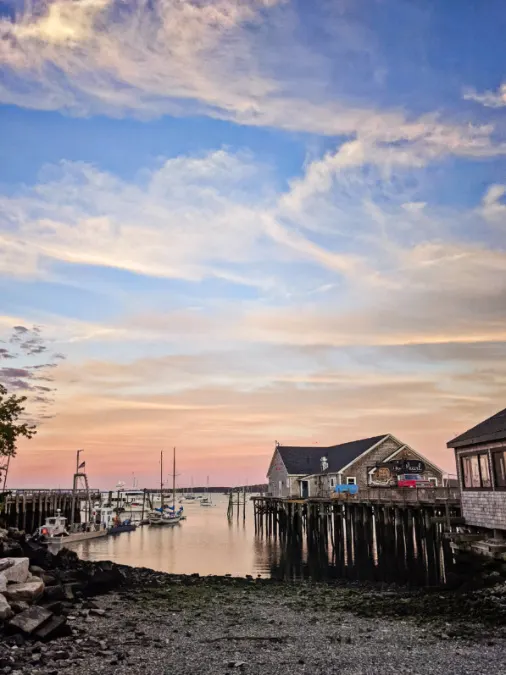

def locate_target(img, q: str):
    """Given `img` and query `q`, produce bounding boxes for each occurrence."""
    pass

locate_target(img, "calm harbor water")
[68,495,277,577]
[61,494,454,585]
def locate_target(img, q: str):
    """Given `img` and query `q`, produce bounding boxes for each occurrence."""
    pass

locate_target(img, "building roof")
[277,435,387,475]
[447,407,506,449]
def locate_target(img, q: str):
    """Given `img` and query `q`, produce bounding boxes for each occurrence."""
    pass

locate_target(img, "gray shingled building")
[267,434,443,498]
[448,407,506,537]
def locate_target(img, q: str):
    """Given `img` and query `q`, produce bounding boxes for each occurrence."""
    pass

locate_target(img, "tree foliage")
[0,384,36,460]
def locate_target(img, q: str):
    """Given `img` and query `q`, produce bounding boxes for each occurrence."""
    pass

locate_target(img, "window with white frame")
[329,477,336,487]
[278,480,283,493]
[346,477,356,485]
[428,477,438,486]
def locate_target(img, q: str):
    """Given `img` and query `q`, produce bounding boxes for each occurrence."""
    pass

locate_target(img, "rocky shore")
[2,527,506,674]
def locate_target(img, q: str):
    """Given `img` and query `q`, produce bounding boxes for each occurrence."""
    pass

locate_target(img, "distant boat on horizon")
[200,476,215,507]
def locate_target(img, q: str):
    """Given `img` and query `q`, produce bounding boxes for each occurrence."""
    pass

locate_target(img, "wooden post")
[141,488,146,523]
[345,505,353,573]
[22,494,27,532]
[34,492,42,529]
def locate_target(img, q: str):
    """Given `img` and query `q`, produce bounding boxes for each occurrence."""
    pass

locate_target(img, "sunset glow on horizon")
[1,1,506,489]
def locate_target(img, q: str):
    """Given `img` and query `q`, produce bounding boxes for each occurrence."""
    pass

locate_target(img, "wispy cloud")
[1,0,505,166]
[0,324,65,421]
[464,83,506,108]
[479,184,506,224]
[0,151,279,283]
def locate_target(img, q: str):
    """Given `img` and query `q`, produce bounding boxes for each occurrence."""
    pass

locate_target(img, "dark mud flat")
[4,570,506,675]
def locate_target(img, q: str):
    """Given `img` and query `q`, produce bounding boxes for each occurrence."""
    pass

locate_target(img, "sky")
[1,0,506,489]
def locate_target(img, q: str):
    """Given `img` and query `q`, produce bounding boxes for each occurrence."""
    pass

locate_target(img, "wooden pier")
[0,488,102,532]
[227,488,247,520]
[253,488,462,584]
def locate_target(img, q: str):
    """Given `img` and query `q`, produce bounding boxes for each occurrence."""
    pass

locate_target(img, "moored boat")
[35,511,108,545]
[108,516,137,535]
[199,476,215,507]
[149,448,185,526]
[147,507,183,526]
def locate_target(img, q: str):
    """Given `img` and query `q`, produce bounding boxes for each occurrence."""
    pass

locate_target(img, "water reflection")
[60,496,455,586]
[69,496,273,577]
[262,505,455,586]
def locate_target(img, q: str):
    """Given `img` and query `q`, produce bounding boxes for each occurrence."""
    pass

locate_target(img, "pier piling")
[252,489,461,584]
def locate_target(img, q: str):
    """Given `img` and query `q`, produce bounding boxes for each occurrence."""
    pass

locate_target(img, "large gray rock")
[0,557,29,584]
[0,572,7,592]
[34,615,70,641]
[4,578,45,603]
[8,606,52,634]
[0,593,13,620]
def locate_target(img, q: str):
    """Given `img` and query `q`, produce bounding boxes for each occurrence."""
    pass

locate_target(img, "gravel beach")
[3,572,506,675]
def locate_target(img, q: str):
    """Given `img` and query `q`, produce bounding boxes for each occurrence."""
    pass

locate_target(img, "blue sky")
[1,0,506,487]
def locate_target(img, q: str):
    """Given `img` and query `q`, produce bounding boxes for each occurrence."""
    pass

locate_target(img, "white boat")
[199,477,215,507]
[101,484,153,517]
[147,508,182,526]
[149,448,185,526]
[35,510,108,545]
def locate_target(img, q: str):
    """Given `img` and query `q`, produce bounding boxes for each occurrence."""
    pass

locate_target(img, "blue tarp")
[155,505,184,513]
[334,484,358,495]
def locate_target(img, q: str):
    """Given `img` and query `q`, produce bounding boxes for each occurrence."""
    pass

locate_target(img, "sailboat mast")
[160,450,164,508]
[173,447,176,510]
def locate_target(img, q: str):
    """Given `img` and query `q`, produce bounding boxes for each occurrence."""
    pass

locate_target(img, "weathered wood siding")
[340,438,443,489]
[340,437,401,488]
[267,449,290,497]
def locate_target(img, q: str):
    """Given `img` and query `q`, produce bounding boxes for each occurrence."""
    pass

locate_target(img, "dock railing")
[330,486,460,504]
[4,488,102,498]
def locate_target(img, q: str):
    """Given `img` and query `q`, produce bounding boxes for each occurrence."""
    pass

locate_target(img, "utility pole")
[71,449,84,526]
[172,447,176,511]
[160,451,164,508]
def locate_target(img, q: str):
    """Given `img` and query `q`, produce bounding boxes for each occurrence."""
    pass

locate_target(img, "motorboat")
[35,510,108,545]
[108,516,137,535]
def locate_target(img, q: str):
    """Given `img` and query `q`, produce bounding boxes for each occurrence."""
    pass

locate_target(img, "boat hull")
[46,530,108,545]
[108,524,137,535]
[148,515,182,526]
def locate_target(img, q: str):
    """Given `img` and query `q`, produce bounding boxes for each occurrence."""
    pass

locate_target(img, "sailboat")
[148,449,184,526]
[199,476,215,507]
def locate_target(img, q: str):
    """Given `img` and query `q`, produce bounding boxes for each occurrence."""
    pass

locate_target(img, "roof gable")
[379,444,443,475]
[277,435,387,475]
[447,407,506,448]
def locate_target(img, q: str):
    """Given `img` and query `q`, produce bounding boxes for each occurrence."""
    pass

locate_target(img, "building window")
[461,453,491,489]
[346,477,356,485]
[330,477,336,487]
[492,451,506,488]
[428,477,438,487]
[479,455,491,487]
[278,480,283,493]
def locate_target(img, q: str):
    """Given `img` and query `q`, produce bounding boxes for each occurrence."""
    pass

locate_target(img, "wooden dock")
[1,488,102,532]
[252,489,462,584]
